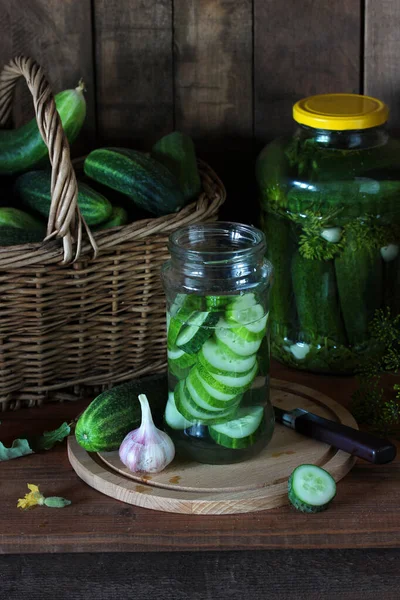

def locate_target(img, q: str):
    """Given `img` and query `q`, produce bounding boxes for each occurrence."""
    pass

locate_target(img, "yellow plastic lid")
[293,93,389,130]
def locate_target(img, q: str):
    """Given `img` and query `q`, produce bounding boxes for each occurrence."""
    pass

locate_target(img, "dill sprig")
[289,209,345,261]
[351,307,400,435]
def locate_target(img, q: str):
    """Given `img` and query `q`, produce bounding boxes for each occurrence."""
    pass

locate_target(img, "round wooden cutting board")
[68,378,358,514]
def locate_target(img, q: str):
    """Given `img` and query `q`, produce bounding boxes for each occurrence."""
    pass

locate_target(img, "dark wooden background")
[1,0,400,220]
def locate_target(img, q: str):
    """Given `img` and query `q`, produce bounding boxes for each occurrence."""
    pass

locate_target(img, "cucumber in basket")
[14,170,113,227]
[93,206,129,230]
[75,374,167,452]
[83,147,185,217]
[151,131,202,204]
[0,207,45,245]
[0,81,86,176]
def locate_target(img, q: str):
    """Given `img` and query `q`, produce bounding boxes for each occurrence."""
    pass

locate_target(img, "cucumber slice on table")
[209,405,265,449]
[288,464,336,513]
[165,391,194,430]
[198,338,257,376]
[215,318,263,356]
[176,310,219,354]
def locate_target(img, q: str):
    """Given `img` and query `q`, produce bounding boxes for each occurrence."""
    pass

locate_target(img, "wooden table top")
[1,362,399,555]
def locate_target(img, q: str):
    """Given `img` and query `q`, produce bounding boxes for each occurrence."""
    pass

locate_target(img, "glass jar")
[161,222,274,465]
[257,93,400,374]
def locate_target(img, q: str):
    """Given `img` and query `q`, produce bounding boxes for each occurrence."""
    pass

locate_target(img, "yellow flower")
[17,483,45,510]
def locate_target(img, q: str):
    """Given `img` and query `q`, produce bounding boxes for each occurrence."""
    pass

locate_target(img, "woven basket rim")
[0,158,226,269]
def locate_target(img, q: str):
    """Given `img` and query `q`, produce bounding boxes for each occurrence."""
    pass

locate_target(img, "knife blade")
[273,405,397,464]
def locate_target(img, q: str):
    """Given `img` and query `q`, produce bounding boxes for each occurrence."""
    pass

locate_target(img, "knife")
[273,405,397,464]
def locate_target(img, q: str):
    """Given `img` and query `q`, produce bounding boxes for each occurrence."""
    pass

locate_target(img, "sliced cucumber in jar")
[206,295,233,311]
[198,338,257,376]
[186,370,241,411]
[165,391,194,430]
[176,310,219,354]
[208,405,265,449]
[288,464,337,513]
[215,318,263,356]
[174,380,239,424]
[167,346,197,369]
[188,367,239,405]
[197,362,258,395]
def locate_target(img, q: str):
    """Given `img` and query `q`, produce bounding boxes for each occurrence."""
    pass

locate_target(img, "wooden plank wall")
[0,0,399,222]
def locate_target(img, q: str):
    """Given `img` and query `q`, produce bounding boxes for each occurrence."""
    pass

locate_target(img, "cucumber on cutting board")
[14,170,113,226]
[0,82,86,175]
[208,405,265,449]
[288,464,336,513]
[75,374,167,452]
[151,131,202,204]
[84,147,185,217]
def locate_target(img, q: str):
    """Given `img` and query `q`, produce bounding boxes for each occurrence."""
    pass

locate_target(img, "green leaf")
[28,422,71,452]
[0,439,33,461]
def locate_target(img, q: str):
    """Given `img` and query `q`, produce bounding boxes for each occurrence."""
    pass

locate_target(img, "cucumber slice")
[215,318,263,356]
[187,368,241,410]
[197,363,258,395]
[164,391,194,430]
[198,338,257,376]
[206,295,233,311]
[288,464,336,513]
[167,308,193,349]
[174,381,239,424]
[225,293,257,321]
[176,310,219,354]
[167,347,197,369]
[209,405,265,449]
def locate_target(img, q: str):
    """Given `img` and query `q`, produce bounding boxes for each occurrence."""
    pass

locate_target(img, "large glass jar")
[257,93,400,374]
[161,222,274,465]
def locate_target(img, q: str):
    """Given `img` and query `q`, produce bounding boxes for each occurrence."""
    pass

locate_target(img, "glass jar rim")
[169,221,266,264]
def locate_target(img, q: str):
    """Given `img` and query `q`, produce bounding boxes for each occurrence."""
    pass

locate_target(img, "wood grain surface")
[69,379,357,514]
[0,362,399,554]
[1,549,400,600]
[94,0,174,148]
[254,0,361,142]
[364,0,400,131]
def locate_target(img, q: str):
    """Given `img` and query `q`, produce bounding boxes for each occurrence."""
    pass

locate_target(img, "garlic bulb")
[119,394,175,473]
[380,244,399,262]
[320,227,342,243]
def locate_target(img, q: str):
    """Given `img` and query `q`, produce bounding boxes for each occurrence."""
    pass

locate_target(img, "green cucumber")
[335,229,383,345]
[291,250,347,344]
[215,318,263,356]
[225,292,257,319]
[0,207,45,231]
[206,295,233,311]
[0,207,45,245]
[0,225,45,246]
[256,137,290,213]
[94,206,128,230]
[208,405,265,449]
[0,82,86,175]
[196,362,258,396]
[288,464,336,513]
[198,338,257,376]
[14,170,113,226]
[261,211,296,332]
[84,147,185,217]
[75,374,167,452]
[174,380,239,424]
[188,367,239,405]
[168,347,197,380]
[151,131,201,204]
[186,370,240,412]
[164,391,193,430]
[176,310,219,354]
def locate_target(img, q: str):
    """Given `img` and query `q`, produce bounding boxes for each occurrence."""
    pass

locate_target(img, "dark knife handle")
[295,412,397,464]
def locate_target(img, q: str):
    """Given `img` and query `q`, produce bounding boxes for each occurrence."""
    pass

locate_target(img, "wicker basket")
[0,56,225,411]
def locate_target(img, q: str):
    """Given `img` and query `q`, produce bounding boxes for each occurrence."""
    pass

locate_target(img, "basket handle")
[0,55,97,263]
